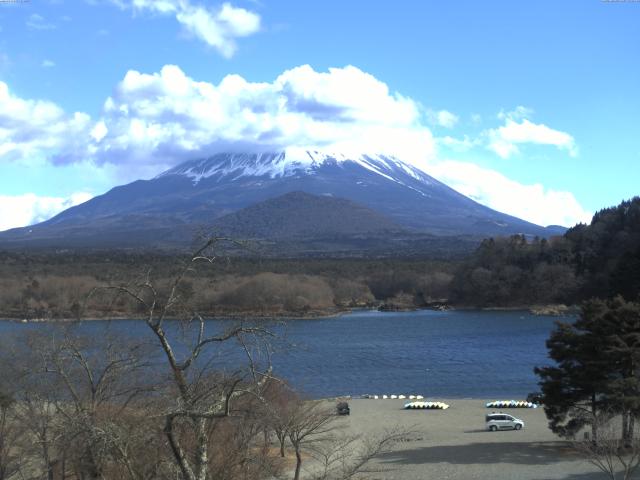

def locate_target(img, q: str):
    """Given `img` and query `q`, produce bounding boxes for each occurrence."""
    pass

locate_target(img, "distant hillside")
[207,192,479,258]
[212,191,403,238]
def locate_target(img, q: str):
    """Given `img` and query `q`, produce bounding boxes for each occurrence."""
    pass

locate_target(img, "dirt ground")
[326,398,604,480]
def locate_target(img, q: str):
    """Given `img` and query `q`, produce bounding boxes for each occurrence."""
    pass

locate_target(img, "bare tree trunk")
[41,425,54,480]
[623,410,629,445]
[274,430,287,457]
[592,393,599,444]
[84,448,103,480]
[165,416,196,480]
[195,417,209,480]
[293,447,302,480]
[61,450,67,480]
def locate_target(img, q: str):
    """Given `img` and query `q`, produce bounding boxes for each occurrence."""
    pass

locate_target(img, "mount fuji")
[0,150,565,252]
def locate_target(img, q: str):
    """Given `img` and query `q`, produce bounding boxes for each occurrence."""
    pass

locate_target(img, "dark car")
[336,402,350,415]
[526,392,543,405]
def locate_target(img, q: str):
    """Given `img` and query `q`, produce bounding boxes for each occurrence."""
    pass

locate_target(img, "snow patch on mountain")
[157,148,434,191]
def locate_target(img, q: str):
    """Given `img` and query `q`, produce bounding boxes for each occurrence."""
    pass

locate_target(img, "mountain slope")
[0,150,564,250]
[212,191,403,238]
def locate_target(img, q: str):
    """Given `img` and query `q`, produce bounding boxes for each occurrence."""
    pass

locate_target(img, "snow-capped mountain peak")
[157,148,432,188]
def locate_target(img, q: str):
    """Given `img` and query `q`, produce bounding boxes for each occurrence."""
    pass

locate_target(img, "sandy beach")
[330,398,601,480]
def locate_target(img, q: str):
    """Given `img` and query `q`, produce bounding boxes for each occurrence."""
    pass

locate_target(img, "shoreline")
[0,308,353,323]
[0,303,578,323]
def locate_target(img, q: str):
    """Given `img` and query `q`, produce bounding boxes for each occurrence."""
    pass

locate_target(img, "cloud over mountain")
[0,192,92,231]
[430,160,592,227]
[91,64,435,169]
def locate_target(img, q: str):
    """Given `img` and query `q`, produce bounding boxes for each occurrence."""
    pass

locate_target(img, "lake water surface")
[0,309,566,398]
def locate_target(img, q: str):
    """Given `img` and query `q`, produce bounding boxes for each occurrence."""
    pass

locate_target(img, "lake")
[0,309,566,399]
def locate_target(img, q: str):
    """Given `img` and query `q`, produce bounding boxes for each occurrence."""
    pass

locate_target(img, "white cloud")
[90,121,108,142]
[41,59,56,68]
[488,107,577,159]
[488,119,577,159]
[428,160,592,227]
[26,14,57,30]
[436,135,481,152]
[498,105,533,122]
[0,81,92,163]
[0,192,92,231]
[120,0,260,57]
[92,64,435,169]
[427,109,459,128]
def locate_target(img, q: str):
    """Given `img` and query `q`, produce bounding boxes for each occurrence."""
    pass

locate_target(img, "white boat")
[485,400,537,409]
[404,401,449,410]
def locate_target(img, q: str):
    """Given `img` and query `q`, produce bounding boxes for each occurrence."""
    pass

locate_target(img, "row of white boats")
[404,401,450,410]
[485,400,538,409]
[403,399,538,410]
[359,395,539,411]
[361,394,424,400]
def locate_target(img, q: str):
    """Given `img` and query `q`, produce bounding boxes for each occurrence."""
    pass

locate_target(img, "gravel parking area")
[334,398,602,480]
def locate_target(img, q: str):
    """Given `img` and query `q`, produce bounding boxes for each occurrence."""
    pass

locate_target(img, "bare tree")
[15,388,59,480]
[24,330,158,480]
[309,428,407,480]
[0,391,25,480]
[3,326,192,480]
[574,412,640,480]
[286,400,339,480]
[203,399,284,480]
[91,238,276,480]
[259,379,299,458]
[281,398,408,480]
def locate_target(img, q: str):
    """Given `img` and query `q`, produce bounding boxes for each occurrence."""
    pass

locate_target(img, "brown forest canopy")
[0,254,457,319]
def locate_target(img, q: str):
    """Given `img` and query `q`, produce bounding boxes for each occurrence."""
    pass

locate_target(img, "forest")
[452,196,640,307]
[0,197,638,320]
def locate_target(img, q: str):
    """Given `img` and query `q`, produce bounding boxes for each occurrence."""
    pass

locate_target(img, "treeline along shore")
[1,197,639,321]
[0,254,456,320]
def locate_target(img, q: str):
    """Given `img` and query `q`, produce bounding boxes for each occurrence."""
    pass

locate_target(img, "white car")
[486,413,524,431]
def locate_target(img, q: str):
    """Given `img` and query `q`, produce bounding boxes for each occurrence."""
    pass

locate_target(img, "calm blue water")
[0,309,565,398]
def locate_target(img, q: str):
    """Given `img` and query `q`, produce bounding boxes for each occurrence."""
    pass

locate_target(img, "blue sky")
[0,0,638,230]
